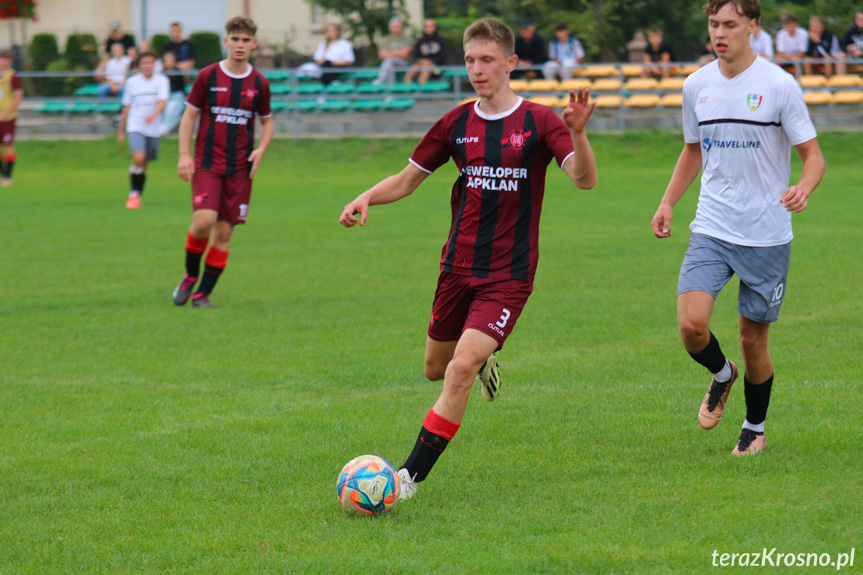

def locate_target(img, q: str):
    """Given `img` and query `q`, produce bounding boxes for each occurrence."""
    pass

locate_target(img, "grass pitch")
[1,133,860,573]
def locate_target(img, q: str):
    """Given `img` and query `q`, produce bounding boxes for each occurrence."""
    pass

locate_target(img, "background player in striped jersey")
[340,18,597,500]
[173,17,273,309]
[651,0,825,456]
[0,50,23,187]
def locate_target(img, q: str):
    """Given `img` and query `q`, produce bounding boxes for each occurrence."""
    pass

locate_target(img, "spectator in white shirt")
[776,14,808,76]
[543,21,586,80]
[298,23,355,85]
[96,41,132,101]
[750,24,774,59]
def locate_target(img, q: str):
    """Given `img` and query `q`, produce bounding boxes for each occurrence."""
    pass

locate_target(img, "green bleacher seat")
[319,99,351,112]
[419,80,450,92]
[68,101,99,113]
[73,84,101,97]
[296,82,324,95]
[269,83,294,95]
[263,70,293,81]
[441,69,465,78]
[351,99,383,111]
[323,82,355,95]
[36,102,69,113]
[382,98,414,111]
[97,101,123,114]
[356,82,386,94]
[296,99,320,112]
[345,70,379,80]
[270,99,289,111]
[390,82,420,93]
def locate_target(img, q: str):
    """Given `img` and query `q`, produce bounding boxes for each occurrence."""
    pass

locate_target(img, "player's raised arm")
[651,142,702,238]
[340,163,429,227]
[561,88,597,190]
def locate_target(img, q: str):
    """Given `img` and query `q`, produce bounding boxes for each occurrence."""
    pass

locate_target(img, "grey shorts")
[127,132,160,161]
[678,233,791,324]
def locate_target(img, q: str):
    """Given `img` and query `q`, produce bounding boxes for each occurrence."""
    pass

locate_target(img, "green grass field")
[1,133,860,573]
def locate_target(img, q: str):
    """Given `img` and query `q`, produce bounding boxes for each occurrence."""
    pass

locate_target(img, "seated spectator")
[513,20,547,79]
[130,41,163,74]
[102,19,135,66]
[642,27,674,79]
[750,23,774,59]
[804,15,846,78]
[159,51,186,135]
[543,21,585,80]
[403,18,446,85]
[298,23,355,85]
[95,41,131,102]
[165,22,196,76]
[698,33,716,65]
[840,10,863,61]
[776,14,808,76]
[375,17,412,85]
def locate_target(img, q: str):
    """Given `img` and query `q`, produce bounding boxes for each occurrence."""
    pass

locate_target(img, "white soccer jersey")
[682,58,817,247]
[122,73,170,138]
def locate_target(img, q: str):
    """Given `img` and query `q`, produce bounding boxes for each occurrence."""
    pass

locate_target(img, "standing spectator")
[0,50,23,187]
[160,52,187,135]
[95,42,132,102]
[173,16,273,309]
[375,17,413,85]
[164,22,196,76]
[117,51,169,209]
[403,18,447,85]
[102,20,135,65]
[543,21,585,80]
[750,23,774,59]
[840,10,863,60]
[776,14,808,76]
[513,20,547,79]
[299,23,355,85]
[642,27,675,79]
[804,16,846,78]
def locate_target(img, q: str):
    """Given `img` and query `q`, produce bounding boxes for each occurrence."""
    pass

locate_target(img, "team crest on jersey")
[746,94,763,111]
[501,129,532,149]
[242,88,258,100]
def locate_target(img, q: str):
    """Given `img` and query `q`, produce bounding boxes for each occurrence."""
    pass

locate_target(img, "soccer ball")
[336,455,400,515]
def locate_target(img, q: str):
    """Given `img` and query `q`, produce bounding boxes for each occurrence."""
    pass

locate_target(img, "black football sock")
[4,160,14,179]
[0,161,8,178]
[401,409,460,482]
[185,251,203,278]
[194,264,223,295]
[131,172,145,195]
[688,331,728,375]
[744,374,774,426]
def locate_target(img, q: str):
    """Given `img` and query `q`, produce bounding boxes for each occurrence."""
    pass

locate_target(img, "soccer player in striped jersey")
[651,0,825,456]
[340,18,597,499]
[0,50,23,187]
[173,16,273,308]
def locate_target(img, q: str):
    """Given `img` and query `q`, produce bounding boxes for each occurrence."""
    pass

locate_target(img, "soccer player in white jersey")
[118,51,169,208]
[651,0,825,456]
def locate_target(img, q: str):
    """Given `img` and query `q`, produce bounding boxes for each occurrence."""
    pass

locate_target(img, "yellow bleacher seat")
[621,64,644,77]
[680,63,701,75]
[509,79,529,91]
[799,75,827,88]
[660,93,684,106]
[527,79,561,91]
[528,95,563,107]
[827,74,862,87]
[624,77,659,90]
[560,79,592,91]
[803,91,832,104]
[832,90,863,103]
[626,94,662,107]
[592,78,622,91]
[594,95,623,108]
[581,65,619,77]
[658,77,686,90]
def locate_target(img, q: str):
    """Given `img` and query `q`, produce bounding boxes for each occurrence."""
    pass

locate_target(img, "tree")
[305,0,408,61]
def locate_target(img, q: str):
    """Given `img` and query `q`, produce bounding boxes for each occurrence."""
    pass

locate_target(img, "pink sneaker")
[125,194,141,209]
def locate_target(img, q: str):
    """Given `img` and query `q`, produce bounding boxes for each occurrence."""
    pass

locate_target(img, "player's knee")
[424,359,445,382]
[739,330,767,358]
[444,356,480,394]
[678,318,708,344]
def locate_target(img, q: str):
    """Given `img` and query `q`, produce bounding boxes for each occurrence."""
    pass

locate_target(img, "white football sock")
[713,360,733,383]
[742,419,765,433]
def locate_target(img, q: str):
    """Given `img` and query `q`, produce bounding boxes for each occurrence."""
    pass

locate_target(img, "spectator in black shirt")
[404,19,447,85]
[513,20,547,79]
[840,10,863,60]
[159,51,187,136]
[164,22,196,76]
[642,27,674,79]
[102,20,135,66]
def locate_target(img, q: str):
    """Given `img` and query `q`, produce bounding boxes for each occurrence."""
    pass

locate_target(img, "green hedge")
[151,34,170,56]
[65,33,99,69]
[28,33,60,71]
[189,32,222,68]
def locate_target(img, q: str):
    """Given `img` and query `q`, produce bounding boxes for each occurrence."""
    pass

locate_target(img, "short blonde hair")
[463,18,515,57]
[226,16,257,36]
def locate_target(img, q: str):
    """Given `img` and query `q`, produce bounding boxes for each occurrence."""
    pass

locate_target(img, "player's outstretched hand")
[562,88,596,133]
[178,154,194,182]
[248,148,265,179]
[780,184,810,213]
[340,196,369,228]
[651,203,673,238]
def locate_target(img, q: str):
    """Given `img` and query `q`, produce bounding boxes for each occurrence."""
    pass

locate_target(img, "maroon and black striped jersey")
[410,99,575,282]
[185,62,272,178]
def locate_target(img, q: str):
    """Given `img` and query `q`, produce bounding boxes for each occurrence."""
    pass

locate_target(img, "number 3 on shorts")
[496,308,511,329]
